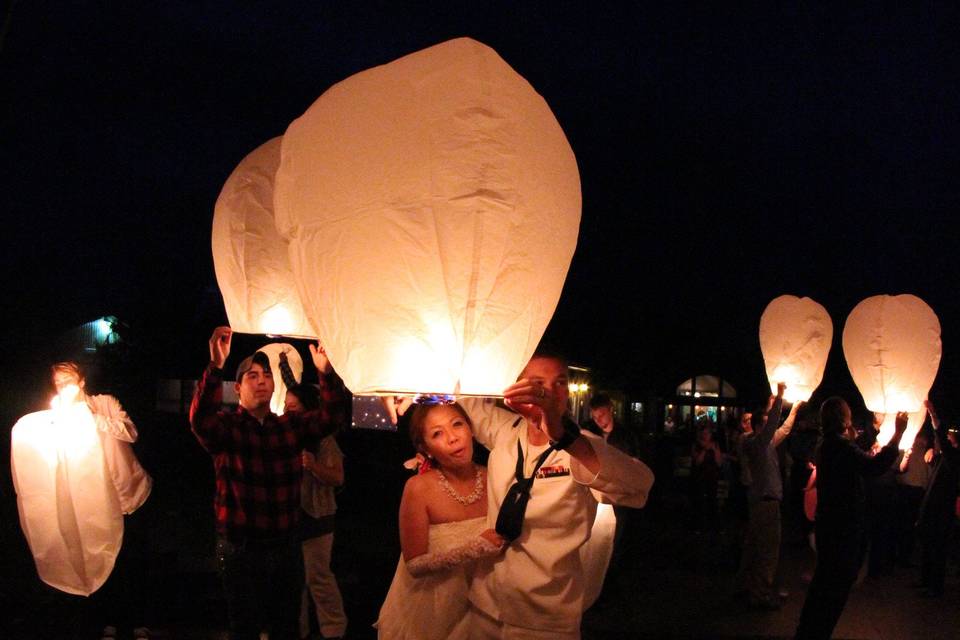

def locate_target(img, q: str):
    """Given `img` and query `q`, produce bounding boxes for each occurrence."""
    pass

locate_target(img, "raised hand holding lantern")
[842,294,941,448]
[759,295,833,403]
[274,38,581,396]
[212,137,315,338]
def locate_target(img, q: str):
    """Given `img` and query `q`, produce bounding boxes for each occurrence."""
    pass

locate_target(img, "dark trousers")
[893,484,924,564]
[920,510,955,593]
[794,528,866,640]
[84,496,157,635]
[217,535,304,640]
[867,484,896,576]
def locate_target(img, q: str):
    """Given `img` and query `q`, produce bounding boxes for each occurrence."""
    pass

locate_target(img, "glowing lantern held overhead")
[274,38,581,396]
[256,342,303,415]
[212,137,316,338]
[842,294,941,448]
[758,295,833,403]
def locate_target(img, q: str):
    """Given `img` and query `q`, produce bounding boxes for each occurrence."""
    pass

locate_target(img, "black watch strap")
[551,415,582,450]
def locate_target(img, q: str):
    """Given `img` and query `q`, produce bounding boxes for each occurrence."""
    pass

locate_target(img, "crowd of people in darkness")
[10,337,959,640]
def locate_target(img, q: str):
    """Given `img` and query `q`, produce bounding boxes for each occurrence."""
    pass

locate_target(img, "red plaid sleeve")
[189,363,227,453]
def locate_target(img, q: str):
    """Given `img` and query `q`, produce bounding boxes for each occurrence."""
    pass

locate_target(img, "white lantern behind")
[212,137,315,338]
[274,38,581,396]
[758,295,833,403]
[256,342,303,415]
[842,294,941,448]
[11,403,123,595]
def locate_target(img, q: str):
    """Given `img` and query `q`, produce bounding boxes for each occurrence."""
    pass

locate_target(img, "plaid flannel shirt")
[189,363,347,542]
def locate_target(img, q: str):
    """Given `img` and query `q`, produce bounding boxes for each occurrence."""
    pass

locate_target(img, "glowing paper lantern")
[274,38,580,395]
[212,137,315,337]
[759,295,833,403]
[842,294,941,448]
[11,404,123,595]
[257,342,303,415]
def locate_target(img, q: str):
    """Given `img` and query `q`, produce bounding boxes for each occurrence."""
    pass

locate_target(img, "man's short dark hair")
[820,396,849,436]
[589,392,613,410]
[527,345,569,371]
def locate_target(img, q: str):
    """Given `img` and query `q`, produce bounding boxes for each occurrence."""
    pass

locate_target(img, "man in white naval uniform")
[461,353,655,639]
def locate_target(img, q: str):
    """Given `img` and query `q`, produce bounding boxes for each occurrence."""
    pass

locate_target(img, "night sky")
[2,3,959,416]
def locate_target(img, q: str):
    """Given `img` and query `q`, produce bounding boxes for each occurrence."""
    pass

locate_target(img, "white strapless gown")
[375,516,487,640]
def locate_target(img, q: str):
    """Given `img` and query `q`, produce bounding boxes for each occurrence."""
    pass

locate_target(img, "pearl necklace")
[436,466,484,506]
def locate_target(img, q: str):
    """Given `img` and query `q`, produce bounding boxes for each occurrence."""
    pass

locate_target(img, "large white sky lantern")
[274,38,581,396]
[843,294,941,448]
[212,137,316,338]
[759,295,833,404]
[12,404,123,595]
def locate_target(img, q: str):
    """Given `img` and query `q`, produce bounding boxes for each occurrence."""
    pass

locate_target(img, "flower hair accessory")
[403,453,434,475]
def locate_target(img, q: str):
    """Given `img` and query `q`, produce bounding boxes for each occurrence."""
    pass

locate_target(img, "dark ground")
[3,427,958,640]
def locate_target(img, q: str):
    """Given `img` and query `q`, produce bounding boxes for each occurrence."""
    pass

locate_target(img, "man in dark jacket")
[917,400,959,597]
[794,399,907,640]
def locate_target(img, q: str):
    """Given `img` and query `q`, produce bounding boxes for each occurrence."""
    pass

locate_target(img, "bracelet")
[551,415,582,451]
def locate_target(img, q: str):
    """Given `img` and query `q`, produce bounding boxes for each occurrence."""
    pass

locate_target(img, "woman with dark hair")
[375,401,504,640]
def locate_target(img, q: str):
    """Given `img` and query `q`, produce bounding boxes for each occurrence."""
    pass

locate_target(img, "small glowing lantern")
[759,295,833,403]
[11,403,123,595]
[256,342,303,415]
[212,137,316,337]
[842,294,941,448]
[274,38,580,395]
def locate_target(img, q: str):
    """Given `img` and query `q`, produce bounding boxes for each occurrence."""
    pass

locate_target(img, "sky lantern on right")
[842,294,941,448]
[759,295,833,404]
[274,38,581,396]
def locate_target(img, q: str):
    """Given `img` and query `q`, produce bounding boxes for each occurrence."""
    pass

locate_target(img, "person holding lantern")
[915,400,959,598]
[793,400,908,640]
[189,327,346,640]
[44,362,154,640]
[735,383,802,610]
[455,352,654,640]
[375,400,505,640]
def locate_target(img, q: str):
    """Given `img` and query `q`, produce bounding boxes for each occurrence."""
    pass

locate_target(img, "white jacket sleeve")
[87,394,138,443]
[458,397,522,451]
[570,431,654,508]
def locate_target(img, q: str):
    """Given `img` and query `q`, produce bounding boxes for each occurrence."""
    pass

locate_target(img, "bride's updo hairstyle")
[408,401,475,458]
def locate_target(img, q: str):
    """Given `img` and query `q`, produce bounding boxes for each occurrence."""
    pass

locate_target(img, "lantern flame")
[259,304,296,336]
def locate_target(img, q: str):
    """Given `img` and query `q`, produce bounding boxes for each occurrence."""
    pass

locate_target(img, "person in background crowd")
[916,400,959,598]
[735,383,802,610]
[691,424,722,535]
[893,428,933,569]
[278,349,350,640]
[855,413,899,578]
[584,393,643,595]
[189,328,345,640]
[283,383,348,640]
[793,400,907,640]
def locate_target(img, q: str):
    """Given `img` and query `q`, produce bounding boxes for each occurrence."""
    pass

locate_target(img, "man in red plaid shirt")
[190,326,346,640]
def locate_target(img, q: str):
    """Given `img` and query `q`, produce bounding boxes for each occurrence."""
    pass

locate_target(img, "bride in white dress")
[376,402,504,640]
